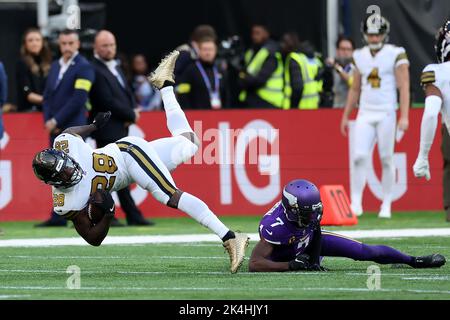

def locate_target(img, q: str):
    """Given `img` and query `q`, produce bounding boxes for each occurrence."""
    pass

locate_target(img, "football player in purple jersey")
[249,179,446,272]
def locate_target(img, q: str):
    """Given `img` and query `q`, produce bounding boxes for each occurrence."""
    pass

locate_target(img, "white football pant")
[351,109,396,211]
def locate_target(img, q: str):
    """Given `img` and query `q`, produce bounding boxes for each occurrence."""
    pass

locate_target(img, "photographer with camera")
[325,35,355,108]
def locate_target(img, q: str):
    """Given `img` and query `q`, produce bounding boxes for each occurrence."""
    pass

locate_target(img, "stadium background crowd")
[0,23,353,115]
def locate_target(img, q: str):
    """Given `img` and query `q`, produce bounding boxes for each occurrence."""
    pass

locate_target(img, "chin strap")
[363,34,387,51]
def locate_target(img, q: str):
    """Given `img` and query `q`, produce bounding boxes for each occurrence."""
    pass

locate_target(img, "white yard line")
[346,272,449,277]
[0,285,449,295]
[402,276,450,281]
[0,228,450,247]
[0,295,31,299]
[4,255,228,259]
[0,269,321,275]
[1,269,448,278]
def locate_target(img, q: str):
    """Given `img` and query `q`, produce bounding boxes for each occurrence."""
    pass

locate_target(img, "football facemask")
[32,148,83,189]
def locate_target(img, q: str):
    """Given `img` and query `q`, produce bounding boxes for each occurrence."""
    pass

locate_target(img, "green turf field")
[0,212,449,300]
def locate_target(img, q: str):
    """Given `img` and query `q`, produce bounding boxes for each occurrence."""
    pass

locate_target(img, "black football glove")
[89,190,115,217]
[288,254,311,271]
[92,111,111,129]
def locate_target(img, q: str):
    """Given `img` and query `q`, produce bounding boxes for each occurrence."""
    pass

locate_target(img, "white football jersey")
[353,44,409,111]
[51,133,129,217]
[421,62,450,132]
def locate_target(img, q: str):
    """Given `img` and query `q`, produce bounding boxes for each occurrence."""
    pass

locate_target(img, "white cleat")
[413,157,431,181]
[378,204,392,219]
[147,50,180,89]
[351,203,363,217]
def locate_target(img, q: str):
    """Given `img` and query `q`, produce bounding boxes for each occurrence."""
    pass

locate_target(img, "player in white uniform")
[340,14,410,218]
[32,51,249,273]
[413,20,450,222]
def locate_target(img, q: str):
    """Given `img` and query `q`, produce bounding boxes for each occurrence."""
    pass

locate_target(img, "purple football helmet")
[281,179,323,227]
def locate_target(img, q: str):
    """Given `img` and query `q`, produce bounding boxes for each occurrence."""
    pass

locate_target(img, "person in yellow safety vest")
[238,24,284,109]
[280,32,303,110]
[282,37,324,110]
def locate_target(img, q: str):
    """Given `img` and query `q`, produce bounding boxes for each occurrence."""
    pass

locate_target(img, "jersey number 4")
[90,153,118,194]
[367,67,381,88]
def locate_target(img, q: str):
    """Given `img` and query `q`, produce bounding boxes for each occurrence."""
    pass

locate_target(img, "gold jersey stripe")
[130,148,176,195]
[421,71,436,85]
[421,78,436,84]
[395,52,409,63]
[117,143,176,196]
[421,71,435,77]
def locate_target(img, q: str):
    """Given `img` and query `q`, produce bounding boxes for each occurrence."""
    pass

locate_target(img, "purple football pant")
[320,231,414,266]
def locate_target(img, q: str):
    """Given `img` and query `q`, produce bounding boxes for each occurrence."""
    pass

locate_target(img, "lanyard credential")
[195,61,221,109]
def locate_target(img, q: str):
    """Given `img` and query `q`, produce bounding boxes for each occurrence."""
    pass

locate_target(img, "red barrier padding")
[0,109,443,221]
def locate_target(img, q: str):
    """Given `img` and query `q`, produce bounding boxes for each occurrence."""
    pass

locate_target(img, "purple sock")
[321,232,415,266]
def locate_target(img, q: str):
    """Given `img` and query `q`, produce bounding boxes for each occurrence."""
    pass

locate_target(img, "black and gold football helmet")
[32,149,83,188]
[361,14,390,50]
[435,20,450,63]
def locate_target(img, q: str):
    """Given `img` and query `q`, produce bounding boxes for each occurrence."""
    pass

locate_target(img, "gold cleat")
[223,233,250,273]
[147,50,179,89]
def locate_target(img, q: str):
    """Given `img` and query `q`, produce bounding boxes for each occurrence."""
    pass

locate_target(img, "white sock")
[352,157,368,208]
[418,96,442,159]
[177,192,230,239]
[160,86,193,136]
[381,158,394,208]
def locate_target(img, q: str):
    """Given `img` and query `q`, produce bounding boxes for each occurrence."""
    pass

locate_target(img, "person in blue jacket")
[38,29,95,227]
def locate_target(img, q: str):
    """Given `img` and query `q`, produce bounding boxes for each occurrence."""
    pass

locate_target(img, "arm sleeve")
[16,61,31,106]
[0,112,3,140]
[418,95,442,160]
[90,72,136,122]
[289,59,303,108]
[241,54,278,89]
[176,66,193,109]
[418,64,442,159]
[220,69,230,109]
[0,63,8,106]
[350,52,359,71]
[53,64,95,126]
[174,50,193,79]
[42,85,51,122]
[42,63,54,121]
[305,226,322,265]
